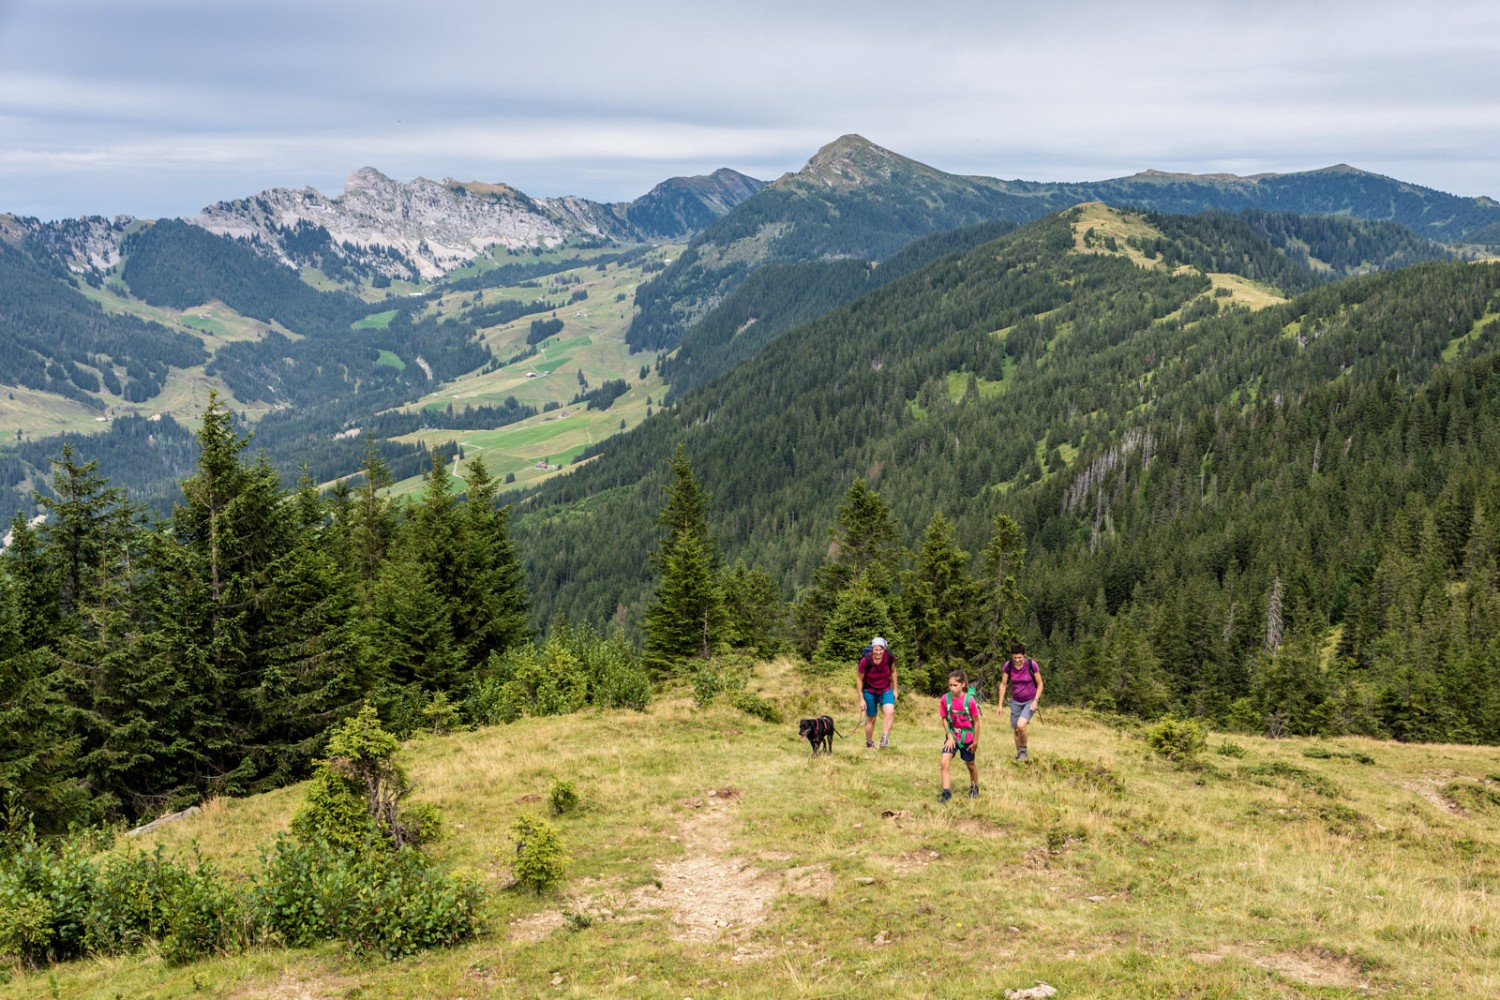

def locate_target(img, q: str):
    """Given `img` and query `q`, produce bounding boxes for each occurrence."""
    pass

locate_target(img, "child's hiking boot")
[866,739,875,750]
[1017,748,1030,763]
[967,784,979,799]
[879,735,889,749]
[938,788,952,803]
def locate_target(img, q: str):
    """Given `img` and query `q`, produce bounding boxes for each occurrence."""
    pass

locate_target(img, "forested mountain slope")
[514,205,1500,738]
[627,138,1484,354]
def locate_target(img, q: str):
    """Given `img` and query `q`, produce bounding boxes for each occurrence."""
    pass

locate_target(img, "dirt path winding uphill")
[633,787,782,941]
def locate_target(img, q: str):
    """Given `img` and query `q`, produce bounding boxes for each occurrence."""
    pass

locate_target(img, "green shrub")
[470,639,588,723]
[469,626,652,720]
[1215,741,1247,758]
[730,691,783,724]
[422,691,464,734]
[342,848,483,959]
[0,829,96,968]
[549,780,580,817]
[692,663,725,707]
[1145,715,1207,761]
[692,655,751,708]
[83,846,182,955]
[590,642,653,711]
[253,836,352,948]
[291,704,439,852]
[254,836,482,958]
[511,813,568,895]
[158,851,248,966]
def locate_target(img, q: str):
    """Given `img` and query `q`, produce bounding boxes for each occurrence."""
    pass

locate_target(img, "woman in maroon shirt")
[857,637,898,749]
[997,642,1044,762]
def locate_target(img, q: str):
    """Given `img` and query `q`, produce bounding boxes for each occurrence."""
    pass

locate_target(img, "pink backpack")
[941,692,978,746]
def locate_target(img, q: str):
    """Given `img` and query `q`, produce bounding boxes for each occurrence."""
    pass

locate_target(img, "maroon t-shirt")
[859,652,895,693]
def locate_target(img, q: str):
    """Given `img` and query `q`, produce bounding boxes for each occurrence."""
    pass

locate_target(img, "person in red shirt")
[997,642,1044,762]
[856,637,898,749]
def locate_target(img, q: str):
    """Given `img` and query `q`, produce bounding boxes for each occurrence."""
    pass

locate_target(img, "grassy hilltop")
[8,660,1498,999]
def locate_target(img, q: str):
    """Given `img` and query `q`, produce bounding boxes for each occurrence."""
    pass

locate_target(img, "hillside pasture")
[14,659,1498,997]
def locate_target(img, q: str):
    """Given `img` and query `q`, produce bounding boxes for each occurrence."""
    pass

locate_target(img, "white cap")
[871,637,888,648]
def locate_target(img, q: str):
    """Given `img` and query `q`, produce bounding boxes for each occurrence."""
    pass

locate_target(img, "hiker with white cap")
[856,636,899,749]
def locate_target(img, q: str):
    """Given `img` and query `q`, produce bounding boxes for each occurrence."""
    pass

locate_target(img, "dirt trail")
[634,787,783,941]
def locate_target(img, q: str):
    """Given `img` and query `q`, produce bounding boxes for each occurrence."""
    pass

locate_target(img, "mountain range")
[2,133,1500,746]
[1,134,1497,551]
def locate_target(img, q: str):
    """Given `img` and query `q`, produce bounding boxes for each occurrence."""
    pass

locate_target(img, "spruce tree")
[902,511,983,694]
[255,471,371,783]
[0,514,96,829]
[642,446,728,672]
[455,457,531,664]
[977,513,1029,691]
[794,478,903,658]
[35,443,135,619]
[721,561,786,657]
[157,392,293,796]
[813,581,898,671]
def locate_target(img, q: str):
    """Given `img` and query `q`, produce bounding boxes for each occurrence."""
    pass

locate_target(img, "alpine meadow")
[2,135,1499,998]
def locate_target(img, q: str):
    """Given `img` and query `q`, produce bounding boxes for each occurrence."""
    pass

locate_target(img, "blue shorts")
[862,689,895,716]
[1009,699,1035,727]
[941,741,976,763]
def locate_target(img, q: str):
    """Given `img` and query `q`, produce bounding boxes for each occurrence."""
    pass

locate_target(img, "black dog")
[798,715,842,757]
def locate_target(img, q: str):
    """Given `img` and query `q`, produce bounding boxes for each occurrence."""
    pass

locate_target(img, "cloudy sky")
[2,0,1496,221]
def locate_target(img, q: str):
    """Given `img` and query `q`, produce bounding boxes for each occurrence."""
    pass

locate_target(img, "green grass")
[1442,312,1499,362]
[376,349,407,371]
[13,660,1500,998]
[353,309,399,330]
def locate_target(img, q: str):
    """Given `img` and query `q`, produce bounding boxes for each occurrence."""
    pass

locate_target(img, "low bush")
[730,691,783,724]
[291,704,440,852]
[83,845,185,955]
[511,813,568,895]
[549,780,580,816]
[253,836,482,959]
[158,852,249,966]
[0,827,96,968]
[469,625,651,723]
[1145,715,1207,761]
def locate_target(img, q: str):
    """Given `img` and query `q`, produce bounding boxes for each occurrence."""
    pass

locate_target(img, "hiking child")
[857,636,898,749]
[997,642,1043,762]
[938,669,980,801]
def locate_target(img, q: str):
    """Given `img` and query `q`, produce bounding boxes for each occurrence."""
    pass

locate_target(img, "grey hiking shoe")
[938,788,952,803]
[967,785,979,799]
[879,735,889,749]
[1017,748,1030,763]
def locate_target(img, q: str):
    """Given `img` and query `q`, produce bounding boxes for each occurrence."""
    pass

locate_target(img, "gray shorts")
[1009,699,1035,727]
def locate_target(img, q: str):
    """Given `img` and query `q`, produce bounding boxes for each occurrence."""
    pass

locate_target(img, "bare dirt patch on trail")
[630,786,823,943]
[1190,944,1369,989]
[1401,771,1466,816]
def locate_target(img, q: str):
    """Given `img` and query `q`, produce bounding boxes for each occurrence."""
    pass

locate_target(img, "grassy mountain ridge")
[11,664,1498,997]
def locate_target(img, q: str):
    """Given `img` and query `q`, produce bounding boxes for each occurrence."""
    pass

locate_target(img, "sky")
[2,0,1497,221]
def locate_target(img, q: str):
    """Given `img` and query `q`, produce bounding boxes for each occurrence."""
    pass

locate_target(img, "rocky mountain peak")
[799,134,917,188]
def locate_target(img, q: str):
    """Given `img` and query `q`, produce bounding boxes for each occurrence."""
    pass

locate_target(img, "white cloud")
[1,0,1497,218]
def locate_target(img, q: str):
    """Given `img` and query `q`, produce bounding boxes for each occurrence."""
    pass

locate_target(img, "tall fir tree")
[794,479,903,658]
[642,445,729,672]
[902,510,983,694]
